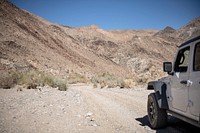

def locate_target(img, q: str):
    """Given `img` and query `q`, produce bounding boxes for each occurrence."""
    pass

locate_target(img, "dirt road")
[0,85,199,133]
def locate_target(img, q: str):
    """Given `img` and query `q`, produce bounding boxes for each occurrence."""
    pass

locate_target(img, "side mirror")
[163,62,172,74]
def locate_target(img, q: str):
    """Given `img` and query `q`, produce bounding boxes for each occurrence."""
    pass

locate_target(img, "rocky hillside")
[0,0,129,79]
[0,0,200,85]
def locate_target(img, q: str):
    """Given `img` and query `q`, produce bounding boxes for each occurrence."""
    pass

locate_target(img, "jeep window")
[194,42,200,71]
[174,47,190,72]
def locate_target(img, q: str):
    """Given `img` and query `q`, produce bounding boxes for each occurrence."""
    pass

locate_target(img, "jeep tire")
[147,93,167,129]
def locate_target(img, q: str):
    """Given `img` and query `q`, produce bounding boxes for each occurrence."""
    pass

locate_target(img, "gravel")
[0,85,199,133]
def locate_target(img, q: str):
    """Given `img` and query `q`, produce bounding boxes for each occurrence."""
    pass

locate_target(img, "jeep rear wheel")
[147,93,167,129]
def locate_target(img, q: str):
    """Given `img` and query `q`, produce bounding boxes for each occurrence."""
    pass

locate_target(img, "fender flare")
[147,81,169,109]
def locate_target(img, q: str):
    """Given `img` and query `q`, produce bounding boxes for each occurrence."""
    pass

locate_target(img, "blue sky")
[9,0,200,30]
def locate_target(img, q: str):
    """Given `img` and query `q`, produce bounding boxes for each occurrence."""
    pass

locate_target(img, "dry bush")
[51,78,68,91]
[121,79,136,88]
[91,73,123,88]
[67,72,88,84]
[0,71,17,89]
[16,70,42,89]
[0,70,68,91]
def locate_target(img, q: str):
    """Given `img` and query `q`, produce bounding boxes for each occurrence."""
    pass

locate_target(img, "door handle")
[180,80,187,84]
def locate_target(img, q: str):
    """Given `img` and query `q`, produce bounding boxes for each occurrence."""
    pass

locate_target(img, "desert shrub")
[16,70,41,87]
[0,71,18,89]
[121,79,136,88]
[67,72,88,84]
[41,73,54,87]
[51,78,68,91]
[1,70,68,91]
[91,72,123,88]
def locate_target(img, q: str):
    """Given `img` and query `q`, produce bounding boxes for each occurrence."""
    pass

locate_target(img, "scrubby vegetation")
[0,69,139,90]
[0,70,68,91]
[91,72,136,89]
[0,71,17,89]
[67,72,88,84]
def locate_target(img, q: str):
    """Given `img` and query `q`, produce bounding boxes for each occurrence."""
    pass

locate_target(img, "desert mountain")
[177,16,200,40]
[0,0,130,79]
[0,0,200,85]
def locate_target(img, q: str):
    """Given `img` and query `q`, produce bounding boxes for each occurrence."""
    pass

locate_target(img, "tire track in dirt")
[74,85,200,133]
[75,86,153,133]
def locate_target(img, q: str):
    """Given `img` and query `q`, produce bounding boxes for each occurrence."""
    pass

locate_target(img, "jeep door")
[170,46,190,113]
[189,42,200,120]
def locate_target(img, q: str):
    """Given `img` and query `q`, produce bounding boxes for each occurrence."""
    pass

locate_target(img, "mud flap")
[150,81,169,109]
[155,84,168,109]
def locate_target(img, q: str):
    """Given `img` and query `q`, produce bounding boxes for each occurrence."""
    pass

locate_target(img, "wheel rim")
[149,100,156,122]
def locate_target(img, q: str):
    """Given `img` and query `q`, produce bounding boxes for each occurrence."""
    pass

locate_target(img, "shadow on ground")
[136,115,200,133]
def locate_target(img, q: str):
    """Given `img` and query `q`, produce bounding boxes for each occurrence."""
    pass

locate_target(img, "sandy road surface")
[0,85,200,133]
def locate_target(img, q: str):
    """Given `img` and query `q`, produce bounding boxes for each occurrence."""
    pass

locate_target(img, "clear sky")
[9,0,200,30]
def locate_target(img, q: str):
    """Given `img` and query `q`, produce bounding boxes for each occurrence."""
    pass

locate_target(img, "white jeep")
[147,36,200,129]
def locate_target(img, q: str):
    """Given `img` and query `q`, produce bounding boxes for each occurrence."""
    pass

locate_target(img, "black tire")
[147,93,167,129]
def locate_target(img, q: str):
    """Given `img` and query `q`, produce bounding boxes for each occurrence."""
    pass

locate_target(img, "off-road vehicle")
[147,36,200,129]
